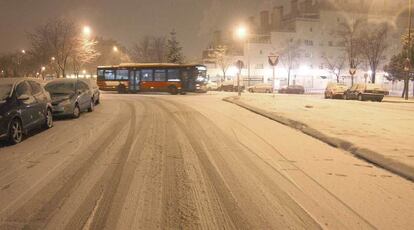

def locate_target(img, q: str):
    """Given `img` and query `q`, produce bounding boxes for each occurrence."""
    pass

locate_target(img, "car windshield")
[0,84,13,101]
[45,82,76,95]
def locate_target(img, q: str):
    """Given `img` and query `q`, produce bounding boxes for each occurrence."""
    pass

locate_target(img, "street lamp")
[235,25,250,86]
[21,50,26,54]
[51,57,56,61]
[83,26,92,37]
[113,46,119,52]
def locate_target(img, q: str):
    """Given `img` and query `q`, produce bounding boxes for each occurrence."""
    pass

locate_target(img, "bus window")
[142,70,153,81]
[105,70,115,80]
[97,69,104,80]
[167,69,180,82]
[154,69,167,82]
[116,69,129,80]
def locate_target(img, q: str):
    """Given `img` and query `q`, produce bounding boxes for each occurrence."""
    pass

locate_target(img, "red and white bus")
[97,63,208,94]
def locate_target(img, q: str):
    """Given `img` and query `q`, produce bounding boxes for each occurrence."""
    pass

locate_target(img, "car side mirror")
[17,94,30,101]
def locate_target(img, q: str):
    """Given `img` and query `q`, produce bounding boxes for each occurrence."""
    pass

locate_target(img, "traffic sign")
[349,68,356,76]
[268,55,279,66]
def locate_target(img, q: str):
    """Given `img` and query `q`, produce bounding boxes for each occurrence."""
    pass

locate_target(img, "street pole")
[237,71,241,96]
[407,0,412,100]
[247,40,250,87]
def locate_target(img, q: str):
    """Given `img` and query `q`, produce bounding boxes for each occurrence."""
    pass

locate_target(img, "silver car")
[45,79,95,118]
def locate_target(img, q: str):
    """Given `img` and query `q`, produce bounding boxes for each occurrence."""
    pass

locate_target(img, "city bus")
[96,63,208,94]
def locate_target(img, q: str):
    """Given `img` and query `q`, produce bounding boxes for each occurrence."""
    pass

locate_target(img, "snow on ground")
[235,93,414,169]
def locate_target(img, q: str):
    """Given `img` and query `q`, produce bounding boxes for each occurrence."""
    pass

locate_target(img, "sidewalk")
[224,94,414,181]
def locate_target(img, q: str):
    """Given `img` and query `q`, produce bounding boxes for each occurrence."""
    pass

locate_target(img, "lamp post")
[236,60,244,97]
[406,0,412,100]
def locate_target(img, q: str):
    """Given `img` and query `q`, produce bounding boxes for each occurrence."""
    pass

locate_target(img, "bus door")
[129,70,140,92]
[181,69,191,92]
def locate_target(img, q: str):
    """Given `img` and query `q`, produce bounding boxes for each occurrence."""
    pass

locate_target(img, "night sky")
[0,0,288,59]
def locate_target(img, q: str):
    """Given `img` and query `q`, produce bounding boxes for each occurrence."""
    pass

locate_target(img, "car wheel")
[72,104,81,119]
[168,86,178,95]
[378,97,384,102]
[358,94,364,101]
[343,94,348,100]
[249,89,253,93]
[44,108,53,129]
[96,96,100,105]
[9,119,23,145]
[88,99,94,112]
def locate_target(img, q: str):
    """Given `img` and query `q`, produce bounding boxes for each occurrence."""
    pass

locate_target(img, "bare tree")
[214,46,233,81]
[358,22,389,83]
[70,38,100,77]
[337,18,364,85]
[153,37,167,63]
[28,18,80,78]
[131,36,167,63]
[324,55,346,83]
[278,39,301,86]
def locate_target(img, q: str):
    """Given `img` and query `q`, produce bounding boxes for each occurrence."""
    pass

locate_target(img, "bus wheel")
[169,86,178,95]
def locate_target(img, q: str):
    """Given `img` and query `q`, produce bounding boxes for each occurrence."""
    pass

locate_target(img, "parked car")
[0,78,53,144]
[343,83,389,102]
[324,82,348,99]
[278,85,305,94]
[80,78,100,104]
[45,79,95,118]
[219,80,245,92]
[247,83,273,93]
[206,80,219,91]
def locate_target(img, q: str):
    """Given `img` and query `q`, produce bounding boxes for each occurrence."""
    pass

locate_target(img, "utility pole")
[406,0,412,100]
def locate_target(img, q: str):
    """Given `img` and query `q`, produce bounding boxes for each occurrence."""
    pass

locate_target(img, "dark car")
[0,78,53,144]
[80,78,100,105]
[279,85,305,94]
[45,79,95,118]
[344,83,389,102]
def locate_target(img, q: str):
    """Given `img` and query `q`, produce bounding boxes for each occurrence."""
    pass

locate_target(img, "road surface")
[0,93,413,230]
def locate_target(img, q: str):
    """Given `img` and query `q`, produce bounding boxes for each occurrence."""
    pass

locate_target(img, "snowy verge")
[224,96,414,182]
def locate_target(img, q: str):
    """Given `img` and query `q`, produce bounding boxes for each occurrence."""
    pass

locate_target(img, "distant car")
[247,83,273,93]
[278,85,305,94]
[219,80,245,92]
[45,79,95,118]
[343,83,389,102]
[0,78,53,144]
[79,78,100,105]
[206,80,219,91]
[325,82,348,99]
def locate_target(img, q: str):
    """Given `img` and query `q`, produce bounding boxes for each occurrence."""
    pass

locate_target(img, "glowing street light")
[41,66,46,71]
[51,57,56,61]
[82,70,87,74]
[83,26,92,37]
[235,25,248,40]
[21,50,26,54]
[113,46,119,52]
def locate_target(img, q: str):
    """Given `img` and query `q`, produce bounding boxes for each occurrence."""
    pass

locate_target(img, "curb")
[223,96,414,182]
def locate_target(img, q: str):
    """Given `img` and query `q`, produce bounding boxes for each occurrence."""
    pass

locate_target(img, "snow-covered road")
[0,93,413,229]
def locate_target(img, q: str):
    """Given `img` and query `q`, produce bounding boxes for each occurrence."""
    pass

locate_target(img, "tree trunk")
[287,68,291,86]
[405,78,409,100]
[371,71,376,83]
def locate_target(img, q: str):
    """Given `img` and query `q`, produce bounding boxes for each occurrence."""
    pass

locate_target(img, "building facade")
[203,0,409,93]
